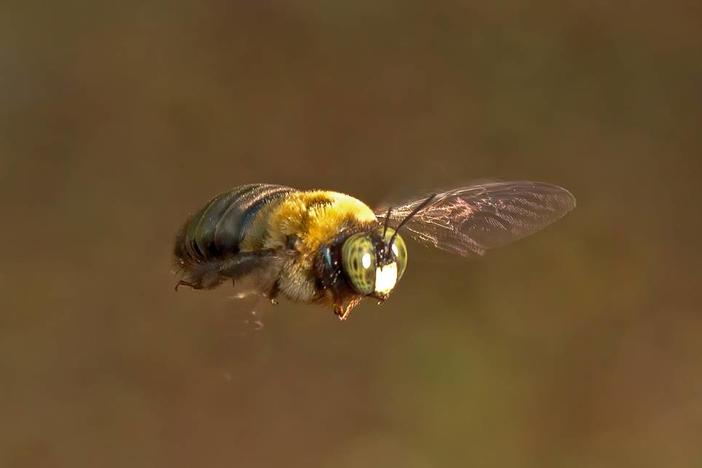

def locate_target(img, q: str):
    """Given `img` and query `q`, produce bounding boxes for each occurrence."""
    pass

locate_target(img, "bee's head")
[317,193,435,307]
[340,227,408,300]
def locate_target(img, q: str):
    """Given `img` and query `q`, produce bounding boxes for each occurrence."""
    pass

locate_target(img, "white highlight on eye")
[362,252,372,269]
[391,244,399,256]
[375,262,397,294]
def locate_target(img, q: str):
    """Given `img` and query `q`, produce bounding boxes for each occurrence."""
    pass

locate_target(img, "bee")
[174,182,575,320]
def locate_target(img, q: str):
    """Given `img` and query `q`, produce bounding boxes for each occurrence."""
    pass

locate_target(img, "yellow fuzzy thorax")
[262,190,377,254]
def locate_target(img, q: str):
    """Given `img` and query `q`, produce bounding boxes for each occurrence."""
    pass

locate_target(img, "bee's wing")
[375,181,576,256]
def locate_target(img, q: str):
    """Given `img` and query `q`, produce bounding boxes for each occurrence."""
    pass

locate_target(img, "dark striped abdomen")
[174,184,294,264]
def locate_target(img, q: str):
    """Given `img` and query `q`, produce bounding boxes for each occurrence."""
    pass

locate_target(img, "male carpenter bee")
[174,182,575,320]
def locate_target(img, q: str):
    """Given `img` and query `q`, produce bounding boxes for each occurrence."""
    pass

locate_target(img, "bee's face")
[341,227,408,299]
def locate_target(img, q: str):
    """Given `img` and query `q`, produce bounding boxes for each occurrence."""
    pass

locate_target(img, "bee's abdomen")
[175,184,295,264]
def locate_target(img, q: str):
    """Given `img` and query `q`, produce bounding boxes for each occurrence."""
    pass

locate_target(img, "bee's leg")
[333,297,361,321]
[218,249,289,301]
[219,249,286,279]
[334,305,350,320]
[176,265,224,291]
[175,279,199,291]
[266,282,280,305]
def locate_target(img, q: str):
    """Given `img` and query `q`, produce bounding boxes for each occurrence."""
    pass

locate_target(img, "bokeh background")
[2,1,701,467]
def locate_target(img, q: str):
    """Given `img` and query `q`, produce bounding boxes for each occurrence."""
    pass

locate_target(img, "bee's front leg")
[333,304,349,320]
[333,297,361,321]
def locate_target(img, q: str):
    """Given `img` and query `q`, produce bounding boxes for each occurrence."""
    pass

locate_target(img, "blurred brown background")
[2,1,701,467]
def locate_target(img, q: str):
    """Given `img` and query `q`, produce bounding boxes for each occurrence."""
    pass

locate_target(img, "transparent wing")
[376,181,576,256]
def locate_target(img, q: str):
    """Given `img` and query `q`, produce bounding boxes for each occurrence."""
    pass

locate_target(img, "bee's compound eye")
[382,228,408,280]
[341,233,376,295]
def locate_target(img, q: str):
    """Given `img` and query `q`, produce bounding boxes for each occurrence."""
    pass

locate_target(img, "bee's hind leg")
[175,279,199,291]
[175,262,224,291]
[218,249,288,302]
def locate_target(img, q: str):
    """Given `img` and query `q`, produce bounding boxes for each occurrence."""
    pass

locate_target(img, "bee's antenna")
[388,193,437,252]
[382,206,392,239]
